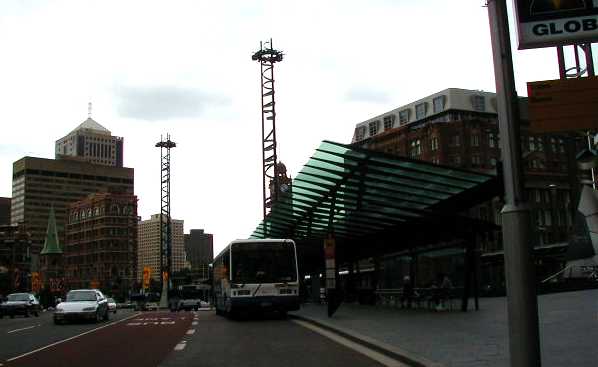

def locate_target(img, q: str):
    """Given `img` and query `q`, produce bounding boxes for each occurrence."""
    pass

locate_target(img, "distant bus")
[212,239,300,316]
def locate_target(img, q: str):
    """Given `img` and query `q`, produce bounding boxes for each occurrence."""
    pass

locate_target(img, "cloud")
[344,86,390,104]
[113,85,231,121]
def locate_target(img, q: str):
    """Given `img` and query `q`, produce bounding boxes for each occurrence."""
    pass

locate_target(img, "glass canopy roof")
[250,140,500,241]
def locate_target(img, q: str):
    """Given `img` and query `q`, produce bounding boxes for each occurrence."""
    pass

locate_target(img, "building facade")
[11,156,134,256]
[55,118,124,167]
[351,88,583,288]
[137,214,185,282]
[0,197,10,225]
[184,229,214,280]
[64,192,138,297]
[0,223,32,294]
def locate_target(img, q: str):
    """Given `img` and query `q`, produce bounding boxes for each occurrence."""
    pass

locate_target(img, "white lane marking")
[192,321,198,326]
[7,324,41,334]
[174,342,187,351]
[186,329,195,335]
[292,320,408,367]
[6,312,140,363]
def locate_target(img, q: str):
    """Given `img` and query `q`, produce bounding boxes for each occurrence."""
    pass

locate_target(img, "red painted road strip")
[7,312,193,367]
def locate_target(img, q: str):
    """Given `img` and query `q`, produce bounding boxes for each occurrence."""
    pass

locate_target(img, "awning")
[250,140,501,242]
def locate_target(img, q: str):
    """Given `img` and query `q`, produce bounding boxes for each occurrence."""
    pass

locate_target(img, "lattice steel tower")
[252,39,284,220]
[155,134,176,306]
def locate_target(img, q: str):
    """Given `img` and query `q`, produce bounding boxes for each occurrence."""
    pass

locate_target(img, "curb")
[289,313,444,367]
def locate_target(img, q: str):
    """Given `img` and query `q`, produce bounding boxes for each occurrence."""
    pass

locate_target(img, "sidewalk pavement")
[290,289,598,367]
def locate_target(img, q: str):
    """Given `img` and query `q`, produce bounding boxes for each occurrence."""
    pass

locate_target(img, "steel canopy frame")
[250,140,502,242]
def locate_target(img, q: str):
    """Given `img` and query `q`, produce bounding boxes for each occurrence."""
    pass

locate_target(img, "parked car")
[107,298,117,314]
[0,293,41,318]
[53,289,109,324]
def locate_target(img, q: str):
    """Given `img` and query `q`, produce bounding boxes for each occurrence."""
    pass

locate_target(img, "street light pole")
[487,1,542,366]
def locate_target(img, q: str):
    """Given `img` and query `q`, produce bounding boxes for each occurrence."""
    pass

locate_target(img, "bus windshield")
[231,242,297,284]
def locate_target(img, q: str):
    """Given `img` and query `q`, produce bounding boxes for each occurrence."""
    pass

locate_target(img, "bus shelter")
[250,140,502,312]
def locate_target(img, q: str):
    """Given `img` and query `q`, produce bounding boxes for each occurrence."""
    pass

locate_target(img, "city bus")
[212,239,300,317]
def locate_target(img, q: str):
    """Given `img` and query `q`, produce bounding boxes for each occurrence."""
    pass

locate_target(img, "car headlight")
[82,307,96,311]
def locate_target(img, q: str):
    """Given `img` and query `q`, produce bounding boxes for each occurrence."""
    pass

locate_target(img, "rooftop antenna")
[88,102,92,118]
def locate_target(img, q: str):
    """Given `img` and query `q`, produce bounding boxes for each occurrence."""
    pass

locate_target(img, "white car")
[54,289,110,324]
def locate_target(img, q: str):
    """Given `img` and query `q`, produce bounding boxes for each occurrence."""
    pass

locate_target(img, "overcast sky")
[0,1,586,254]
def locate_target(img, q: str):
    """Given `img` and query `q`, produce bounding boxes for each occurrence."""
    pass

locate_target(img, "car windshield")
[66,291,97,302]
[231,242,297,284]
[7,294,29,302]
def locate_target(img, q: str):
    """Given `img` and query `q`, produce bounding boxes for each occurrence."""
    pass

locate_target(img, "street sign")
[513,0,598,49]
[143,267,151,289]
[31,272,41,293]
[528,76,598,132]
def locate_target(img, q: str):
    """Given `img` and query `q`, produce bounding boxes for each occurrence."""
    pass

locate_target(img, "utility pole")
[487,1,541,366]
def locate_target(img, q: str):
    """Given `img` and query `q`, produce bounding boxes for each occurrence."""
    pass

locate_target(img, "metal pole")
[587,132,597,189]
[487,1,541,366]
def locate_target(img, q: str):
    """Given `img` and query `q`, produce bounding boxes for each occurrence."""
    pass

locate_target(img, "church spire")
[41,205,62,255]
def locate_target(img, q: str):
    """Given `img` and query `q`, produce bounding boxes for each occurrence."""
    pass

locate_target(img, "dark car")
[0,293,41,318]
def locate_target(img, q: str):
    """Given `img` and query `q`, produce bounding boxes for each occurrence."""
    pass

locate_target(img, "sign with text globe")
[514,0,598,49]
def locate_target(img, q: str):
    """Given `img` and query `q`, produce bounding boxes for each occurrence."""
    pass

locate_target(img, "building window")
[472,155,481,166]
[368,121,380,136]
[558,138,565,153]
[399,109,410,124]
[410,139,422,158]
[489,133,496,148]
[450,135,461,147]
[431,137,439,151]
[432,96,446,113]
[529,136,535,151]
[383,115,396,130]
[431,156,440,164]
[354,126,366,141]
[537,137,544,152]
[472,135,480,147]
[415,103,427,120]
[471,95,485,111]
[490,158,497,167]
[550,137,557,152]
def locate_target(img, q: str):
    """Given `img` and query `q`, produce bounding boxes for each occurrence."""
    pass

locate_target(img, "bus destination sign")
[514,0,598,49]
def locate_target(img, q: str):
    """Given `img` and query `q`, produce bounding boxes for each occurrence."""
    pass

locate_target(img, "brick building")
[351,88,584,288]
[64,192,138,297]
[0,223,32,294]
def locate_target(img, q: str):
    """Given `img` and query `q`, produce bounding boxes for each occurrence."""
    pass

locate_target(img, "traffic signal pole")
[487,1,542,366]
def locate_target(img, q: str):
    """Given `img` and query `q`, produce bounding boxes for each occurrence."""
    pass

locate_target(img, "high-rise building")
[55,117,124,167]
[137,214,185,282]
[64,192,138,297]
[184,229,213,280]
[11,156,134,255]
[351,88,581,286]
[0,197,10,225]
